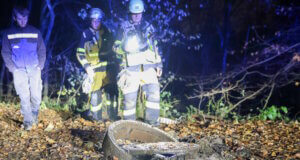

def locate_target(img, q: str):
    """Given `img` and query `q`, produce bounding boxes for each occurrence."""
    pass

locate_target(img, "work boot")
[33,114,39,125]
[89,110,102,122]
[146,120,160,127]
[21,122,33,131]
[108,107,119,121]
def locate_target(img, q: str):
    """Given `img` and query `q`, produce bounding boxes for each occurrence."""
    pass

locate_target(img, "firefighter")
[1,6,46,130]
[76,8,115,121]
[113,0,163,125]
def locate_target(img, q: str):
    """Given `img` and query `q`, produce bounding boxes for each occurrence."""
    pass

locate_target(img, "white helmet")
[129,0,144,14]
[89,8,104,20]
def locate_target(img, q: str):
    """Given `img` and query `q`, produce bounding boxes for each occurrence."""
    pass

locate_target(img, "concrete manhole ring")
[102,120,200,160]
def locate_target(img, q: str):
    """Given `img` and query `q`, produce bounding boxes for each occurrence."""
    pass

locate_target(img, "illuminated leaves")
[161,119,300,159]
[0,107,106,159]
[0,106,299,159]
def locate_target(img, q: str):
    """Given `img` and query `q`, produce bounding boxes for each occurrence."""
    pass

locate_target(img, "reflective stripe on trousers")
[13,67,42,124]
[143,84,160,123]
[90,89,103,120]
[120,68,160,122]
[123,91,138,120]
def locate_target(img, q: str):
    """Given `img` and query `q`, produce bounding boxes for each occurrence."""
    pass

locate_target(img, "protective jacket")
[1,25,46,72]
[113,20,162,71]
[76,26,113,91]
[77,26,113,71]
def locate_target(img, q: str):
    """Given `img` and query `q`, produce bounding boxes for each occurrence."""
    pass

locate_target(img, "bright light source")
[124,35,140,53]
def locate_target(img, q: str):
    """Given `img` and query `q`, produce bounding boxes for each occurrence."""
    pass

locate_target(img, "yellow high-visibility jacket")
[76,26,113,91]
[76,26,113,72]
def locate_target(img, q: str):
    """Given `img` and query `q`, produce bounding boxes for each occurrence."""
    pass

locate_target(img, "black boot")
[90,110,102,122]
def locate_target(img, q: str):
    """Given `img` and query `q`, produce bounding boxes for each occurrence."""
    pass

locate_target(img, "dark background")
[0,0,299,116]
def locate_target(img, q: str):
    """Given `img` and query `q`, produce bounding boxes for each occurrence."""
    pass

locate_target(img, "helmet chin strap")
[130,16,142,25]
[132,21,141,25]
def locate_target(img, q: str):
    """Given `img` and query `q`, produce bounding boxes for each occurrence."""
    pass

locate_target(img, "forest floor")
[0,105,299,160]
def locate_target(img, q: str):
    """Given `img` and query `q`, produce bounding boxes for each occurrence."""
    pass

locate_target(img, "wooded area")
[0,0,299,159]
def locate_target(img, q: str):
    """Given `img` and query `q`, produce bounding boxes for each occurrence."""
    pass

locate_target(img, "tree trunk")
[221,0,231,73]
[40,0,56,101]
[0,64,6,97]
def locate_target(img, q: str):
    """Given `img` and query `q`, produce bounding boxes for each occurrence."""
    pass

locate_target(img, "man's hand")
[86,66,95,78]
[156,67,162,77]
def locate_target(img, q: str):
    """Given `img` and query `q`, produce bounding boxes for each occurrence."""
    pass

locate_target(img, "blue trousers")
[13,67,42,124]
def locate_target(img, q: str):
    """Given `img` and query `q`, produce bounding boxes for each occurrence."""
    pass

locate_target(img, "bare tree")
[188,29,300,118]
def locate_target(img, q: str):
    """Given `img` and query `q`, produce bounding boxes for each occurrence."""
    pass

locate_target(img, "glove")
[82,75,93,94]
[117,69,130,90]
[86,66,95,78]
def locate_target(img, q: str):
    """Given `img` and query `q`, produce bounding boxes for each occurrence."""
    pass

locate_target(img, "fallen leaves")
[46,137,56,144]
[0,106,299,160]
[161,119,300,159]
[261,149,268,157]
[44,123,54,132]
[0,107,106,159]
[294,152,300,159]
[164,127,171,132]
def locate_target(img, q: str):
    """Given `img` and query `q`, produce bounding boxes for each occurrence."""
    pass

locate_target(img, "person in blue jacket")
[1,6,46,131]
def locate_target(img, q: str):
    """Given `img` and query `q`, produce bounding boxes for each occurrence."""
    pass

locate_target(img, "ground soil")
[0,106,299,160]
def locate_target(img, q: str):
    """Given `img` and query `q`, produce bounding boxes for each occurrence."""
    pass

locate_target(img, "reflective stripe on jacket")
[76,27,113,71]
[113,20,162,70]
[1,25,46,72]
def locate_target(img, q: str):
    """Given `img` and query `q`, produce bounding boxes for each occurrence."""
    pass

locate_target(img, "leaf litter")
[0,106,299,159]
